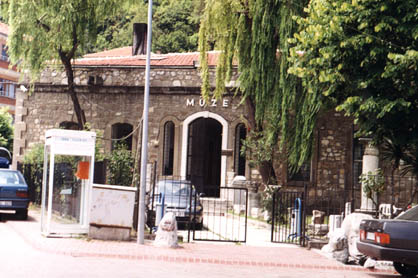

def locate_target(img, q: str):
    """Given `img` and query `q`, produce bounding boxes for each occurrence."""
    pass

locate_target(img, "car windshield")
[157,181,191,196]
[0,171,25,185]
[395,205,418,221]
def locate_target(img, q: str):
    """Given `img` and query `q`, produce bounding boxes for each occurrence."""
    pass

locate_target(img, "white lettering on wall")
[199,98,206,107]
[185,98,230,108]
[186,99,195,106]
[223,99,229,107]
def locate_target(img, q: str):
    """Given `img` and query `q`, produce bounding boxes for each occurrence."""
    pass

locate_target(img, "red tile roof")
[76,47,221,67]
[0,22,9,35]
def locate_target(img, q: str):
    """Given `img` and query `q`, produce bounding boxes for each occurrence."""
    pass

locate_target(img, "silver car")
[154,180,203,229]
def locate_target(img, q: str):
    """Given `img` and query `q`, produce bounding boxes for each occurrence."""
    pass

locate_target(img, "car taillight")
[375,232,390,245]
[16,191,28,198]
[359,229,366,240]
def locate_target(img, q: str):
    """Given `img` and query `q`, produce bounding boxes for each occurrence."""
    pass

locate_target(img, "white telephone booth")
[41,129,96,236]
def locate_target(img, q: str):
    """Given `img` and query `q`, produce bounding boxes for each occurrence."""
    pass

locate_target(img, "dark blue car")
[0,169,29,220]
[358,205,418,277]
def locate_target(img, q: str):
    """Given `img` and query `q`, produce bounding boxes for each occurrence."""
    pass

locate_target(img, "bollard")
[154,212,178,248]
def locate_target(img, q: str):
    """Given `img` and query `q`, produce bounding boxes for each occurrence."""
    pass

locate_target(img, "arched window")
[162,121,175,176]
[234,123,247,176]
[111,123,133,150]
[59,121,79,130]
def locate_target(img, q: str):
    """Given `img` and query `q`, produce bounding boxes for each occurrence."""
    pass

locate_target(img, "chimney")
[132,23,147,56]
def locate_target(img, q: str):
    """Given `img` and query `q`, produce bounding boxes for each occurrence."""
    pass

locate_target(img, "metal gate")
[147,179,248,243]
[192,186,248,243]
[271,188,307,246]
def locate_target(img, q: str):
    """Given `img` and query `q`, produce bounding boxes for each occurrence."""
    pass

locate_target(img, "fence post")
[271,189,276,242]
[301,183,308,247]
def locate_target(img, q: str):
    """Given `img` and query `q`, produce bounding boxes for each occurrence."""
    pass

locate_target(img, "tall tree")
[89,1,149,54]
[7,0,131,129]
[153,0,202,53]
[289,0,418,175]
[92,0,204,54]
[199,0,312,185]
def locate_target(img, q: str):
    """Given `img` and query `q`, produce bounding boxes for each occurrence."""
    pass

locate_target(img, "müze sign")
[186,98,230,108]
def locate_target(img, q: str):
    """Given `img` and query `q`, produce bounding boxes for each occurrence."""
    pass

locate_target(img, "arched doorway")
[186,118,222,197]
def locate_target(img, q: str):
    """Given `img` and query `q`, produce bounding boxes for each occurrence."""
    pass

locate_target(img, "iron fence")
[17,163,43,204]
[147,176,248,243]
[271,188,307,246]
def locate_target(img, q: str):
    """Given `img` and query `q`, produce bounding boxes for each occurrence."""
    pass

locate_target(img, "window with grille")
[1,45,8,61]
[0,78,16,98]
[162,121,175,176]
[234,123,246,176]
[353,138,364,189]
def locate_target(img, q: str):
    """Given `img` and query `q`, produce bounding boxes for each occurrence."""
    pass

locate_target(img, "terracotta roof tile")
[77,47,221,67]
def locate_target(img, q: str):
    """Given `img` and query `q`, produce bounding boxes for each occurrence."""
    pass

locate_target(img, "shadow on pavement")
[0,212,35,222]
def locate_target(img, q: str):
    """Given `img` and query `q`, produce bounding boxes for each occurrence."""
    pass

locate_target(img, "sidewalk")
[4,210,395,275]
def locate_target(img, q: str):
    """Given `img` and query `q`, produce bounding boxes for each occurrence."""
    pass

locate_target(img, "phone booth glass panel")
[41,129,96,236]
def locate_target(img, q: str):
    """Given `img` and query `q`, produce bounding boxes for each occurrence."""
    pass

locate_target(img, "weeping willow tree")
[6,0,132,130]
[199,0,320,185]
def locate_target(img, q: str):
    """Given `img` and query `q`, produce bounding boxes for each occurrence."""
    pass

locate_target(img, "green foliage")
[360,168,385,207]
[23,143,44,165]
[7,0,130,79]
[199,0,312,183]
[7,0,134,129]
[0,107,13,151]
[92,0,203,54]
[89,2,149,53]
[241,130,276,169]
[90,127,105,162]
[107,143,134,187]
[0,1,9,22]
[290,0,418,175]
[153,0,201,53]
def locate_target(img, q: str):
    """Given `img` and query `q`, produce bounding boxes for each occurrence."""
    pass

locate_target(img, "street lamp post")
[137,0,153,245]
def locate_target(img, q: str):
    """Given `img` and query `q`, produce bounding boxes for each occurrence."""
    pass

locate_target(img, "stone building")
[12,46,362,198]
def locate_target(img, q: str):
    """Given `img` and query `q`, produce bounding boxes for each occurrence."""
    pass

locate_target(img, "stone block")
[89,225,131,241]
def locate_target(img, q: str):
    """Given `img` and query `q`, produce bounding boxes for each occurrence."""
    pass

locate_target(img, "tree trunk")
[61,57,86,130]
[245,98,277,185]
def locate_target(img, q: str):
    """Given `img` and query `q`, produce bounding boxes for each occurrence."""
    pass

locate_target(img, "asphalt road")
[0,213,402,278]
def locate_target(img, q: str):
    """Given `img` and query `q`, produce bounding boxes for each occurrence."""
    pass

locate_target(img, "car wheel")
[16,209,28,220]
[393,262,418,277]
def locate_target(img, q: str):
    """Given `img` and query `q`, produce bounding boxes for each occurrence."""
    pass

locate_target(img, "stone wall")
[37,65,229,88]
[315,111,353,189]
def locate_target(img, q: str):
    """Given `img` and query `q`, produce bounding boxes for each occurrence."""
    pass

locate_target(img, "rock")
[154,212,178,248]
[363,258,376,269]
[333,248,349,264]
[312,210,325,224]
[328,228,347,251]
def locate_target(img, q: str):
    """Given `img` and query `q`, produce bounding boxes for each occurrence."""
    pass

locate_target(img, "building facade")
[0,22,19,116]
[13,47,358,196]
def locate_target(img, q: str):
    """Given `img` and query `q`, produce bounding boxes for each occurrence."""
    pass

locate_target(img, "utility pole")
[137,0,153,244]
